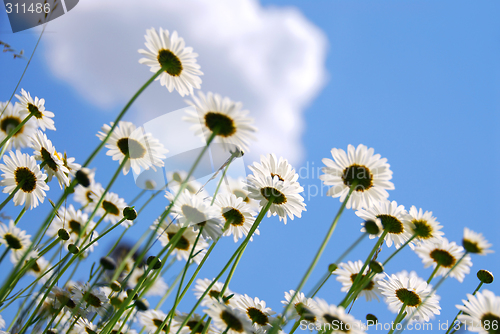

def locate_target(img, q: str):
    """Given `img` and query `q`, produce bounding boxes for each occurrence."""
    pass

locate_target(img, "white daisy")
[15,88,55,131]
[193,278,237,307]
[137,309,172,333]
[281,290,318,323]
[320,144,394,210]
[24,256,50,283]
[249,154,300,186]
[97,121,168,176]
[90,189,132,227]
[73,180,103,211]
[154,222,208,264]
[71,282,110,316]
[247,157,306,224]
[166,189,223,240]
[204,302,253,334]
[62,154,81,178]
[215,193,258,242]
[414,238,472,283]
[235,294,276,329]
[139,27,202,97]
[355,200,413,248]
[334,260,384,302]
[378,270,441,322]
[110,322,138,334]
[126,265,168,297]
[69,318,97,334]
[48,286,87,317]
[174,313,216,334]
[47,204,98,253]
[220,176,258,209]
[30,130,70,188]
[0,150,49,209]
[0,315,4,330]
[184,92,256,152]
[0,101,37,150]
[0,220,31,262]
[313,298,366,333]
[407,206,444,245]
[166,170,206,196]
[462,227,493,255]
[457,289,500,334]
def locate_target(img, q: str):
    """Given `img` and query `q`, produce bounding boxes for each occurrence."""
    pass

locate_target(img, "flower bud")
[126,289,138,300]
[366,314,378,324]
[75,169,91,187]
[123,207,137,221]
[477,269,494,284]
[58,228,70,241]
[147,256,162,270]
[110,280,121,292]
[369,260,384,274]
[364,219,381,235]
[135,298,149,311]
[100,257,117,270]
[328,263,338,273]
[68,244,80,254]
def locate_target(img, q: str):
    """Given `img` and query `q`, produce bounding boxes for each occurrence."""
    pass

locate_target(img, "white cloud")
[43,0,327,165]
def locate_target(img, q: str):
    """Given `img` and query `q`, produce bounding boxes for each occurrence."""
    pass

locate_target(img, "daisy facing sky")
[0,101,36,151]
[139,27,203,96]
[184,91,257,152]
[320,144,394,210]
[456,289,500,334]
[0,150,49,210]
[97,121,168,176]
[15,88,55,131]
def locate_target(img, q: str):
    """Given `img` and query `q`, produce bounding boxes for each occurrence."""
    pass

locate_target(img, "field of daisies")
[0,26,498,334]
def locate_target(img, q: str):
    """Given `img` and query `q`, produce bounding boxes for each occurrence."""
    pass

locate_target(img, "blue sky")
[1,0,499,332]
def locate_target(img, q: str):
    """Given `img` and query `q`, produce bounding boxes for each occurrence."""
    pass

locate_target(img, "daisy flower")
[281,290,318,323]
[165,189,223,240]
[220,176,258,208]
[407,206,444,245]
[24,256,50,283]
[137,309,171,333]
[0,150,49,209]
[313,298,366,333]
[462,227,493,255]
[62,154,81,177]
[0,101,37,150]
[193,278,238,307]
[184,92,256,152]
[235,294,276,329]
[0,315,4,330]
[334,260,384,302]
[320,144,394,210]
[215,193,258,242]
[90,189,132,227]
[174,313,216,334]
[71,282,110,316]
[457,289,500,334]
[204,302,253,334]
[69,318,97,334]
[15,88,55,131]
[47,204,98,252]
[414,238,472,283]
[378,270,441,322]
[139,27,202,96]
[166,170,206,196]
[154,222,208,264]
[0,220,32,262]
[247,156,306,224]
[30,130,70,188]
[73,180,103,211]
[97,121,168,176]
[356,200,413,248]
[126,265,168,297]
[48,286,86,317]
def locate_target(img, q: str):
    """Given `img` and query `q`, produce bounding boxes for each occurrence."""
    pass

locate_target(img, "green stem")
[0,114,33,150]
[308,233,367,298]
[0,181,24,212]
[274,183,357,332]
[174,200,274,334]
[383,234,417,266]
[210,160,231,205]
[340,230,388,308]
[445,281,484,334]
[82,69,164,167]
[388,303,407,334]
[427,263,441,284]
